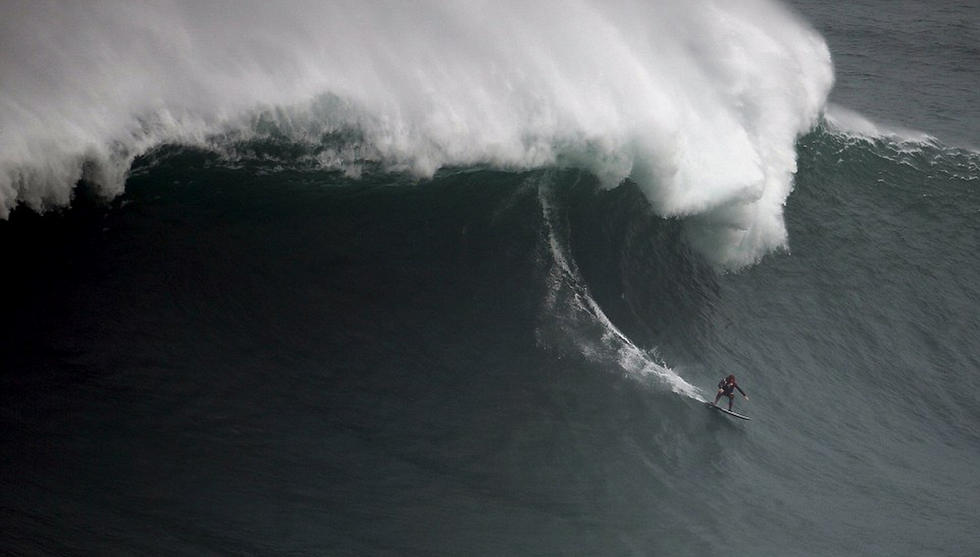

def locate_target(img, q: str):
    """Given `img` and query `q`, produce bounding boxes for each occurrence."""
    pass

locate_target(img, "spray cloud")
[0,0,833,268]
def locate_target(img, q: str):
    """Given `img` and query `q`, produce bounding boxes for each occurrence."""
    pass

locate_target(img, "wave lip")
[1,0,832,268]
[823,104,941,146]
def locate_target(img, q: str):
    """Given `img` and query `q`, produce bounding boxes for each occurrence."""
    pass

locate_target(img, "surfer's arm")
[735,385,747,397]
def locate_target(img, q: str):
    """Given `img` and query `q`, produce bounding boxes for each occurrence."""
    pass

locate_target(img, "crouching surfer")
[713,374,748,411]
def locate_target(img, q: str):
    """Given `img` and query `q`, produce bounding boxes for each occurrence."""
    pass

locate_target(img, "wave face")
[2,126,978,555]
[0,0,831,268]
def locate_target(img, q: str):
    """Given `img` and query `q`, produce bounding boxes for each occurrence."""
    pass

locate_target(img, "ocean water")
[1,1,978,555]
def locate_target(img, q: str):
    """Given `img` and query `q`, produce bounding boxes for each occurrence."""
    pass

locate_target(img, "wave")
[535,173,703,399]
[806,111,980,186]
[0,0,832,268]
[823,103,941,146]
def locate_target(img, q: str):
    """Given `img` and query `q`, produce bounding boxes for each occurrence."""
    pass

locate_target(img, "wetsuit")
[714,378,746,410]
[718,379,746,398]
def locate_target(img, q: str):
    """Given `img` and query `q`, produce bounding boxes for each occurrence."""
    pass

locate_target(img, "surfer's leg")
[727,393,734,411]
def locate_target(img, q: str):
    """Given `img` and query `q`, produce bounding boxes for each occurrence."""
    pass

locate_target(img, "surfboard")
[706,402,751,420]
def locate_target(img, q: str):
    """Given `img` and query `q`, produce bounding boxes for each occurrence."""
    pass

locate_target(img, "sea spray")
[0,0,832,267]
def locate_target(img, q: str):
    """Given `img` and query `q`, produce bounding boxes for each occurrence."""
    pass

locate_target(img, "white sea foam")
[0,0,832,267]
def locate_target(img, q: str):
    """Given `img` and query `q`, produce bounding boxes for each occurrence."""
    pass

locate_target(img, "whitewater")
[0,0,833,268]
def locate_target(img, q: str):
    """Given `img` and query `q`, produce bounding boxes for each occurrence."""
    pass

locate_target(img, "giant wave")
[0,0,833,268]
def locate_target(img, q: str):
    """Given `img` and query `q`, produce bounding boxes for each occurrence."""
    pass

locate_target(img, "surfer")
[713,374,748,411]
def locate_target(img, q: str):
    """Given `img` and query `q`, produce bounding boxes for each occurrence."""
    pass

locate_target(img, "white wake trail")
[536,177,704,400]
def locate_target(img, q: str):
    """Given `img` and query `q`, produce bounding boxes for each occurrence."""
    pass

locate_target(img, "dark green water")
[3,126,978,555]
[2,1,979,555]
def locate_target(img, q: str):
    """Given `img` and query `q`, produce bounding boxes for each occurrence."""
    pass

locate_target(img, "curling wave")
[0,0,832,268]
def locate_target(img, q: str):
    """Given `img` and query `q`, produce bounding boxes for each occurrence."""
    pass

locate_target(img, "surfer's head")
[727,374,735,383]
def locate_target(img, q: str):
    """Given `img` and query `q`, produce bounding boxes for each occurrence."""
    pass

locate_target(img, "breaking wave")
[0,0,833,268]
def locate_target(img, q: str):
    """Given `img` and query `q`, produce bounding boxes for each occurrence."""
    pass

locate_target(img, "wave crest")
[1,0,832,268]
